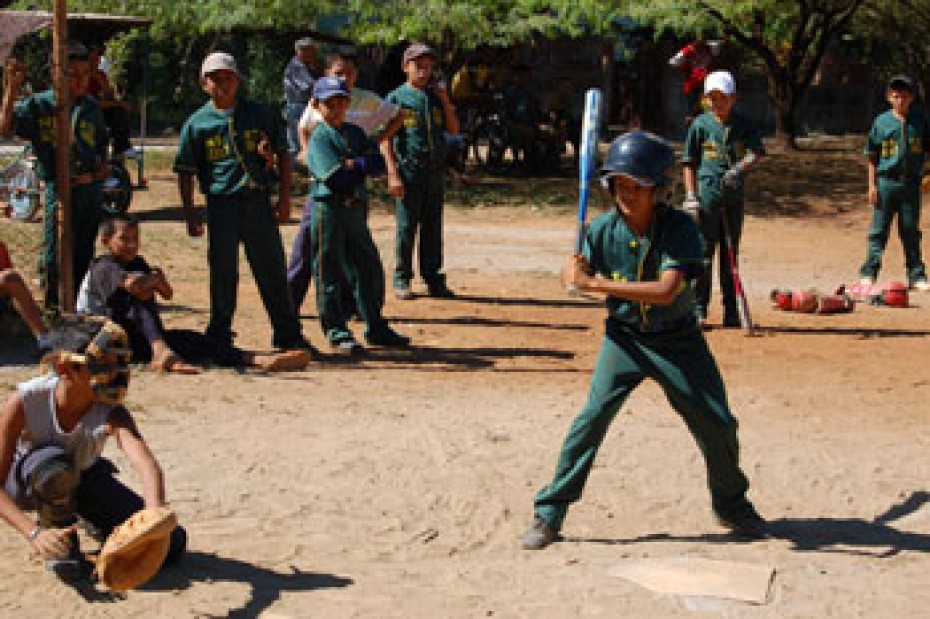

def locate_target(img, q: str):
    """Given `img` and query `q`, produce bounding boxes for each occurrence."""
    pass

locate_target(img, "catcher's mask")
[599,130,677,205]
[43,317,132,405]
[16,445,79,527]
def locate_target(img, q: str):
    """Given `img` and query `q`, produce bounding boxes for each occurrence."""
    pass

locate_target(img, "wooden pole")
[52,0,73,311]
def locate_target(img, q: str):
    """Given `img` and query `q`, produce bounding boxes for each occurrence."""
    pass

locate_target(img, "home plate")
[610,557,776,604]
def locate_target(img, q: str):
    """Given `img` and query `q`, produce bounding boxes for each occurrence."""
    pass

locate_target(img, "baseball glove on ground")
[94,507,177,592]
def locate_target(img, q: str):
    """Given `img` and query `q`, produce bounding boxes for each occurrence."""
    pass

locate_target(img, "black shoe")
[427,285,455,299]
[722,314,741,329]
[521,514,559,550]
[717,509,769,540]
[329,334,363,355]
[365,327,411,347]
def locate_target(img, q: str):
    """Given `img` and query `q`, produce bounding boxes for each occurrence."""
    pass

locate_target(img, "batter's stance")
[523,131,766,550]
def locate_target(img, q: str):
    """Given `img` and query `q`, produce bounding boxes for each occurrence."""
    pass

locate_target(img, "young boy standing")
[306,77,410,352]
[859,75,930,291]
[0,46,110,308]
[386,43,460,300]
[681,70,763,328]
[173,52,312,352]
[522,131,765,550]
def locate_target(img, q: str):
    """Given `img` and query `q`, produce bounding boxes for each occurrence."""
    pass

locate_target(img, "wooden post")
[52,0,73,311]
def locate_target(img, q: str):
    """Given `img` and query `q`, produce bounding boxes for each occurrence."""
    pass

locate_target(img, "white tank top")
[13,373,111,472]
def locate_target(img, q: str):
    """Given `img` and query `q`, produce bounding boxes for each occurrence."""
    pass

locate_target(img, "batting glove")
[720,166,743,190]
[682,193,701,223]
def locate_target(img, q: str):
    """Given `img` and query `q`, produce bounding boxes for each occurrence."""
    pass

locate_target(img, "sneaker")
[521,514,559,550]
[44,531,92,583]
[717,508,769,540]
[394,286,414,300]
[365,327,411,347]
[860,276,876,286]
[329,335,363,355]
[911,279,930,292]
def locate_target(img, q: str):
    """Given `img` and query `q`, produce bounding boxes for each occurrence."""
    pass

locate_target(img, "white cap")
[201,52,240,79]
[704,70,736,96]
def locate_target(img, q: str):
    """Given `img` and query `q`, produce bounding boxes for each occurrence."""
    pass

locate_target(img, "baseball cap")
[888,74,916,92]
[704,70,736,96]
[312,76,350,101]
[200,52,240,79]
[295,36,315,50]
[402,42,436,65]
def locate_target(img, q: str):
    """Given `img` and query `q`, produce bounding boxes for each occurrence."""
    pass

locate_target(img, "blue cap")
[312,76,350,101]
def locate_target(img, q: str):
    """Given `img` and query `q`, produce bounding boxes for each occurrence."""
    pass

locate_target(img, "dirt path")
[1,154,929,617]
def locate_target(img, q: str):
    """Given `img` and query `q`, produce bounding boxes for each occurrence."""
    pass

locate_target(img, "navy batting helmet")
[599,130,675,189]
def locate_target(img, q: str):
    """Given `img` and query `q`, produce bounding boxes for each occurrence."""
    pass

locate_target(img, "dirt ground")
[1,139,929,618]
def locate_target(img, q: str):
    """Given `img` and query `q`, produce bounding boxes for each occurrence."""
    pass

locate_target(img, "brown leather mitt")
[94,507,177,592]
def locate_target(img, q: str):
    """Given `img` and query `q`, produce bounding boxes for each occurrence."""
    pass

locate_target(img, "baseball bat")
[567,88,603,295]
[721,127,755,335]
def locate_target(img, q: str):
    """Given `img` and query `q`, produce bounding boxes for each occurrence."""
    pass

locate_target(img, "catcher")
[0,316,186,584]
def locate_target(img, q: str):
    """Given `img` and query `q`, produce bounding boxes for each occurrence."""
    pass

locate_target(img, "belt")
[879,171,919,182]
[636,314,697,334]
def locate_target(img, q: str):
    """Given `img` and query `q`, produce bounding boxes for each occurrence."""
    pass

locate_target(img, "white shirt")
[298,87,399,136]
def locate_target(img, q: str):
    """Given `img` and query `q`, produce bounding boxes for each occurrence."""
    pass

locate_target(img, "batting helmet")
[599,131,676,202]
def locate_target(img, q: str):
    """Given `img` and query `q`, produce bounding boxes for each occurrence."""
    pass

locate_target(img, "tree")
[626,0,867,149]
[853,0,930,90]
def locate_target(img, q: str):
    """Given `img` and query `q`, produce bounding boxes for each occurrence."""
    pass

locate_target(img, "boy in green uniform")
[1,45,110,309]
[386,43,460,300]
[859,75,930,291]
[522,131,766,550]
[306,77,410,352]
[681,71,763,327]
[173,52,311,352]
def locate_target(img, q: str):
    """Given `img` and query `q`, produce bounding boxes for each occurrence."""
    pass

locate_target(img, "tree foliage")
[623,0,866,148]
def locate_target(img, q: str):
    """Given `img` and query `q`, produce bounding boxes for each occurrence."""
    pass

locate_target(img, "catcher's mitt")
[94,507,177,592]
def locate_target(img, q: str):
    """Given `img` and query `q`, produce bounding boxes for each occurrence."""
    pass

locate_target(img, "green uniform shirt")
[864,108,930,179]
[682,110,764,183]
[386,83,447,170]
[307,120,379,202]
[13,90,108,181]
[173,97,286,196]
[584,207,704,332]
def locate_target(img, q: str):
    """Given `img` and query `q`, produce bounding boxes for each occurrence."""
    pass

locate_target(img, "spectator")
[283,37,319,164]
[0,240,50,354]
[87,43,134,158]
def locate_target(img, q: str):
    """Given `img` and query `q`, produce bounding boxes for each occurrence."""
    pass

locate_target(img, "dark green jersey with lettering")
[386,83,447,169]
[307,121,379,202]
[13,90,108,181]
[681,110,764,182]
[174,97,286,196]
[864,108,930,178]
[584,207,704,332]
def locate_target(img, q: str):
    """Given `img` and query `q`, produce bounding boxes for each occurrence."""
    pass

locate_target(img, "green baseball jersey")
[681,110,764,182]
[386,83,447,169]
[173,97,286,196]
[583,207,704,332]
[864,108,930,178]
[13,90,108,181]
[307,120,379,202]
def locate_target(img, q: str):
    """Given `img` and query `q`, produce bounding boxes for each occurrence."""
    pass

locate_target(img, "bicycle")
[0,145,42,221]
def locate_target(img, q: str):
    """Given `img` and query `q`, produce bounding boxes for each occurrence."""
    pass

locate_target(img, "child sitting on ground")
[0,316,187,583]
[77,214,309,372]
[0,240,51,354]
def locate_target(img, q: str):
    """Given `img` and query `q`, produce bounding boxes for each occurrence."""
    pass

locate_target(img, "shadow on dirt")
[137,551,354,616]
[566,491,930,557]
